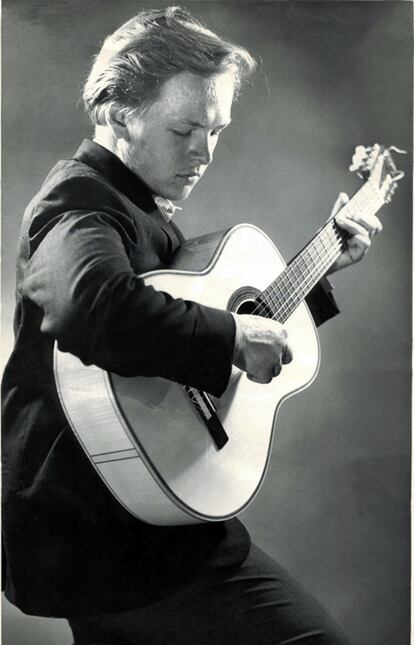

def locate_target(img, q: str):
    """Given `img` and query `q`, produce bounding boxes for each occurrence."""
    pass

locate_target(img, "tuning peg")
[384,178,399,203]
[391,169,405,181]
[389,146,407,155]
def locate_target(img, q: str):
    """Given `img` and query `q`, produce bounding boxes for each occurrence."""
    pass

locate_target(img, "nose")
[188,133,215,166]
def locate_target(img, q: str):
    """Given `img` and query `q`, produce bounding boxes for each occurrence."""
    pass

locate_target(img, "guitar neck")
[258,181,383,323]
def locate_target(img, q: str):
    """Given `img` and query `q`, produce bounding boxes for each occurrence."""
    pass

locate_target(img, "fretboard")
[256,181,383,323]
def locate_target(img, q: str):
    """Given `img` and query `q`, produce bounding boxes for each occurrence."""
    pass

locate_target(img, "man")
[2,7,382,644]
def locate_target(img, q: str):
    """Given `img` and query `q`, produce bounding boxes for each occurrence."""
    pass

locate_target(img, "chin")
[178,186,194,200]
[162,185,194,202]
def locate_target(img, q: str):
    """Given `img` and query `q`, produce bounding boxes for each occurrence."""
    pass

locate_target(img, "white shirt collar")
[153,196,182,223]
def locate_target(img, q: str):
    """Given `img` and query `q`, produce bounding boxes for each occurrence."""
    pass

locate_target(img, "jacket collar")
[73,139,184,246]
[73,139,156,214]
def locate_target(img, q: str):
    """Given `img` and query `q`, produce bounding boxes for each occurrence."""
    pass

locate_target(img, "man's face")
[123,71,235,200]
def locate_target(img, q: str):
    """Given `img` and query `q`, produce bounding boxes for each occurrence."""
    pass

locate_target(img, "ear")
[107,103,130,141]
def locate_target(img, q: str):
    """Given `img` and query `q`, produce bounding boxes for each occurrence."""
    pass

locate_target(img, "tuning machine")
[383,177,397,203]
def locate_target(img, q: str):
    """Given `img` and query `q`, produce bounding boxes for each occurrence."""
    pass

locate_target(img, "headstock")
[349,143,406,204]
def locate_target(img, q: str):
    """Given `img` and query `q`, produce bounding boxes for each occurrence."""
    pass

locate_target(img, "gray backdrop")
[2,1,411,644]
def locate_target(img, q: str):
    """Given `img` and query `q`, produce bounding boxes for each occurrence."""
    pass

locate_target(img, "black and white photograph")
[2,2,412,644]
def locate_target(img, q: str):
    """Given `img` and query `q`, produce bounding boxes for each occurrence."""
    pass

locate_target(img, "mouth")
[177,171,201,183]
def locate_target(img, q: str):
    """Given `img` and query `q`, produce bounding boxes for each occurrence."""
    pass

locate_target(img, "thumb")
[329,192,349,219]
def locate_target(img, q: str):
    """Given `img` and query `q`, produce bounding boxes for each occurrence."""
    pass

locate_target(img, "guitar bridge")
[184,386,229,450]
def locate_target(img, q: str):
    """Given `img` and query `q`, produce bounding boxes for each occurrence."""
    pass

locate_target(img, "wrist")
[231,313,243,362]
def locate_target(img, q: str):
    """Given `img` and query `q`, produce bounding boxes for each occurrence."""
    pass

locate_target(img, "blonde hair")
[83,6,256,125]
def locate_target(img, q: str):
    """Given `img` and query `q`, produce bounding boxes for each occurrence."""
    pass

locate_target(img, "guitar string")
[253,191,383,322]
[250,187,383,322]
[255,184,382,318]
[253,241,343,323]
[254,183,382,318]
[189,184,384,420]
[255,198,366,316]
[253,244,338,320]
[260,222,347,318]
[260,223,343,311]
[255,190,383,322]
[252,235,341,319]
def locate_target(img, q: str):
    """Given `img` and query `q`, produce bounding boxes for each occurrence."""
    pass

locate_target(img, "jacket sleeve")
[22,206,235,398]
[305,277,339,327]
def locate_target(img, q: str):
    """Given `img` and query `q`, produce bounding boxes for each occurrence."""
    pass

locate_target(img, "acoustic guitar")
[54,144,404,525]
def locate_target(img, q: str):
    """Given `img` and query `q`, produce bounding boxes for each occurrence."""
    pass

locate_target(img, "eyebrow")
[179,119,232,129]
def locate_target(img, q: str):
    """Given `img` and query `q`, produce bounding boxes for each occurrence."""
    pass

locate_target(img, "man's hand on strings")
[327,192,383,274]
[232,314,293,383]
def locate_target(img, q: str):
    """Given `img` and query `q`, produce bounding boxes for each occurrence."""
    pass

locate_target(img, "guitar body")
[54,224,320,525]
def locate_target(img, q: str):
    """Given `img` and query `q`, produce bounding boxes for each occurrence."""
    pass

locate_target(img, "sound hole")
[236,300,257,315]
[227,286,272,318]
[227,286,261,314]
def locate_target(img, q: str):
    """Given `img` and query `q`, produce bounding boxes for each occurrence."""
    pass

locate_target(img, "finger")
[330,192,349,218]
[335,213,374,239]
[247,371,273,384]
[278,326,288,340]
[282,343,293,364]
[340,211,383,237]
[348,233,371,252]
[273,360,282,377]
[366,214,383,235]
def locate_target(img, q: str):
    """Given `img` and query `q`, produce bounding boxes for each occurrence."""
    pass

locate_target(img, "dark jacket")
[2,140,339,618]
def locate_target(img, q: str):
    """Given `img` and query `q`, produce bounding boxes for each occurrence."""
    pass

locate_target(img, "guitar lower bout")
[54,224,320,526]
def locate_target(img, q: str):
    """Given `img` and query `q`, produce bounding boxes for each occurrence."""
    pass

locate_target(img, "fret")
[256,181,384,323]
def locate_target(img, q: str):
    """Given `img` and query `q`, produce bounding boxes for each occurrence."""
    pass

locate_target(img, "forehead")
[147,71,235,125]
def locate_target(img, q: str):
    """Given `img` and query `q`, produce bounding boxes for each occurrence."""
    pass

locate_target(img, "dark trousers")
[69,544,350,645]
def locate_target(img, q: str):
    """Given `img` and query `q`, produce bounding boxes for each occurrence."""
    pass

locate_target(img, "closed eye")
[172,129,192,137]
[172,123,230,138]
